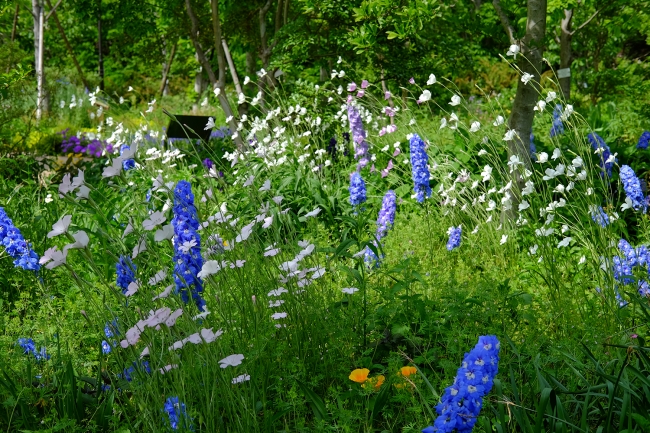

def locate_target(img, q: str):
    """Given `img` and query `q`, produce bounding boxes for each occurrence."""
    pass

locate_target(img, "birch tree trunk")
[559,9,573,100]
[33,0,48,119]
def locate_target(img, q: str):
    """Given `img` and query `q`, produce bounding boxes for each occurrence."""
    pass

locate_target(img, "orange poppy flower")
[349,368,370,383]
[400,366,417,377]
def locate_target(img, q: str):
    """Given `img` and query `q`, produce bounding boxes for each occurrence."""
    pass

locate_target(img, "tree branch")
[184,0,217,85]
[572,8,600,35]
[492,0,516,45]
[45,0,63,22]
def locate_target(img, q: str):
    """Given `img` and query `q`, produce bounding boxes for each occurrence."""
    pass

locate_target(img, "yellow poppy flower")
[349,368,370,383]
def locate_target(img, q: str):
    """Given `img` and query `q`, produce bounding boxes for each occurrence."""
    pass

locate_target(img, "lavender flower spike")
[409,134,432,203]
[347,104,369,170]
[349,172,367,207]
[376,190,397,238]
[446,226,462,251]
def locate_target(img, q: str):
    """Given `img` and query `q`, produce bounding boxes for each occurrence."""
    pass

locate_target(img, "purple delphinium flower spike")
[409,134,432,203]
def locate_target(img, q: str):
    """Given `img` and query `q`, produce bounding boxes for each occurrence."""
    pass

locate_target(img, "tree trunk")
[210,0,227,89]
[11,3,19,42]
[46,0,90,90]
[184,0,242,148]
[246,51,256,91]
[33,0,48,120]
[559,9,573,100]
[504,0,547,221]
[160,41,177,97]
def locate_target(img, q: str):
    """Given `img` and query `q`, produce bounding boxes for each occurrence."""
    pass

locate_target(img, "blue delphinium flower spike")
[620,165,647,212]
[446,226,462,251]
[0,208,40,271]
[116,256,137,294]
[549,104,565,137]
[422,335,500,433]
[164,396,191,430]
[172,180,206,311]
[409,134,431,203]
[349,172,367,207]
[589,205,610,227]
[120,144,135,171]
[637,131,650,150]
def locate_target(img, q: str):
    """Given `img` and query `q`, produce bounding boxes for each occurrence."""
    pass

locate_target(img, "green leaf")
[296,380,329,422]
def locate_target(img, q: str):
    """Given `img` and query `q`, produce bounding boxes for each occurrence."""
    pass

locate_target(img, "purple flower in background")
[588,133,614,178]
[590,206,610,227]
[409,134,432,203]
[202,158,214,169]
[347,105,369,170]
[637,131,650,150]
[0,207,40,271]
[550,104,565,137]
[361,80,369,89]
[529,132,537,162]
[17,338,49,361]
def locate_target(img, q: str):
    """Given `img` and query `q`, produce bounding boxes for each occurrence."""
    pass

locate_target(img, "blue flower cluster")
[588,133,614,177]
[164,396,192,430]
[609,239,650,299]
[550,104,564,137]
[120,144,135,171]
[637,131,650,150]
[446,226,462,251]
[590,206,610,227]
[620,165,647,212]
[347,105,369,171]
[0,208,40,271]
[410,134,432,203]
[17,338,50,361]
[122,360,151,382]
[172,181,206,312]
[116,256,137,294]
[364,190,397,267]
[349,172,367,207]
[423,335,500,433]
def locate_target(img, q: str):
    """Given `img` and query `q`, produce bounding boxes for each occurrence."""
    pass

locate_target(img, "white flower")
[47,215,72,238]
[204,117,215,130]
[503,129,516,141]
[219,354,245,368]
[557,237,572,248]
[507,155,523,172]
[427,74,436,85]
[470,121,480,133]
[481,165,493,182]
[551,148,561,160]
[537,152,548,163]
[572,156,583,168]
[419,90,431,102]
[579,256,586,264]
[478,149,488,156]
[493,115,504,126]
[506,44,520,58]
[545,91,557,102]
[500,235,508,245]
[521,73,534,85]
[232,374,251,384]
[561,104,574,120]
[44,194,53,203]
[243,76,251,85]
[342,287,359,294]
[257,68,267,78]
[449,95,461,106]
[522,181,534,195]
[272,312,288,320]
[214,87,221,97]
[621,196,634,211]
[518,201,530,211]
[534,100,547,111]
[440,117,447,129]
